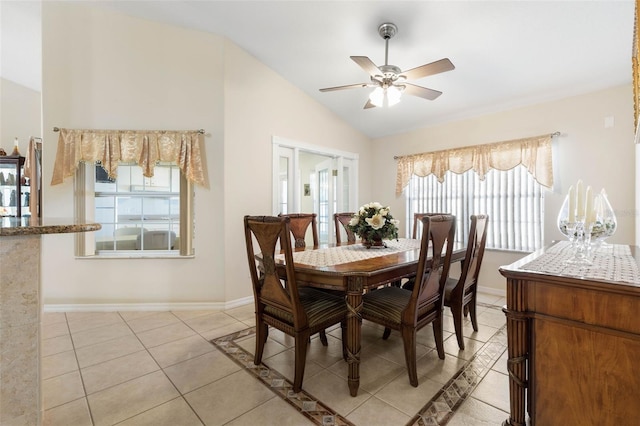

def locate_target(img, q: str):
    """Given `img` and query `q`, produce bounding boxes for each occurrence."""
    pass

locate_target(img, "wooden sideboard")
[500,242,640,426]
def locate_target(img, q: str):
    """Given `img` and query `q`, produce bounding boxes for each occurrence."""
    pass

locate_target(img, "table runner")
[277,238,421,267]
[520,241,640,285]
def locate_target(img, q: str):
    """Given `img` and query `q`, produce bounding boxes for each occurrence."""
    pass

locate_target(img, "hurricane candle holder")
[557,192,592,265]
[590,191,617,249]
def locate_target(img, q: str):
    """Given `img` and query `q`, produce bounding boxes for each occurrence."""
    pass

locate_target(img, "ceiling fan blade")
[364,99,376,109]
[402,58,455,81]
[404,83,443,100]
[319,83,370,92]
[351,56,381,77]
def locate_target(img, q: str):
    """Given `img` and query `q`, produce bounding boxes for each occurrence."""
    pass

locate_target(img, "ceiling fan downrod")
[378,23,397,67]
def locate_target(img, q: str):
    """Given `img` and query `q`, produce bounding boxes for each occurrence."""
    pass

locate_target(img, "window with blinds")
[406,164,544,252]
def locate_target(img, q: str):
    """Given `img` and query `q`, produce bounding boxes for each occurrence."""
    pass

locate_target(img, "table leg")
[345,276,363,396]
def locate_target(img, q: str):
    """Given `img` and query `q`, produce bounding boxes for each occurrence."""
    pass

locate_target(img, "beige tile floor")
[41,292,509,426]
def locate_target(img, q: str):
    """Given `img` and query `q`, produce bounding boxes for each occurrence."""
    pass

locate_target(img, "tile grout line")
[212,328,355,426]
[210,303,507,426]
[407,323,507,425]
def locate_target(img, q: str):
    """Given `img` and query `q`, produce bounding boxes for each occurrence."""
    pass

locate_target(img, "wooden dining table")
[270,238,466,397]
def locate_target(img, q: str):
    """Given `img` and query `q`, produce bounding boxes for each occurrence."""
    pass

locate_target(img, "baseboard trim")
[44,289,503,313]
[44,296,254,313]
[477,286,505,298]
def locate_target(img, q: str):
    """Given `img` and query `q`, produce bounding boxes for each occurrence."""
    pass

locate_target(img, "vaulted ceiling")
[6,1,636,139]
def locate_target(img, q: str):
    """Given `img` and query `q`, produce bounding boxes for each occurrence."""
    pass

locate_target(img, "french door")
[272,137,358,244]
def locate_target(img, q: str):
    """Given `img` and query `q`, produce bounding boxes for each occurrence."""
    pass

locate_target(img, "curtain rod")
[393,131,561,160]
[52,127,206,134]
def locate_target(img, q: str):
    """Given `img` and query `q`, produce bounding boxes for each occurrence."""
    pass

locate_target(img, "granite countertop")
[0,217,101,236]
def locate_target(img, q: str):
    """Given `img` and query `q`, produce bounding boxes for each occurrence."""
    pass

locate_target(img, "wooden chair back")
[404,214,456,326]
[278,213,319,248]
[334,212,356,244]
[245,215,349,392]
[244,215,308,328]
[454,214,489,300]
[412,212,431,239]
[443,214,488,349]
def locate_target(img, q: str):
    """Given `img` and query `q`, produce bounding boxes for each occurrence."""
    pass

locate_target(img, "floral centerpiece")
[348,202,399,248]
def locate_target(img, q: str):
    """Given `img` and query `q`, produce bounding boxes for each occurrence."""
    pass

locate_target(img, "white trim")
[44,296,254,313]
[477,285,506,298]
[271,135,360,221]
[272,135,359,160]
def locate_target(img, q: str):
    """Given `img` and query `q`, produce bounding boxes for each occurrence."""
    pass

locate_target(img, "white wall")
[222,41,372,302]
[32,2,638,305]
[371,84,635,294]
[40,2,371,307]
[0,78,41,153]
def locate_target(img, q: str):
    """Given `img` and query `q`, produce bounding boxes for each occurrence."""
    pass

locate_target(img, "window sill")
[77,252,195,259]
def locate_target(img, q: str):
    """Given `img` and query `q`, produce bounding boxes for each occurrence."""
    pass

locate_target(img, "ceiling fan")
[319,23,455,109]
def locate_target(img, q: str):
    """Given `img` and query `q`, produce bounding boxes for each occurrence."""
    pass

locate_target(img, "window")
[406,164,544,252]
[76,162,194,257]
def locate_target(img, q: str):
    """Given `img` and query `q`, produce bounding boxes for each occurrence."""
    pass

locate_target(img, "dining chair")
[361,214,456,387]
[334,212,356,244]
[444,214,489,350]
[401,212,440,290]
[277,212,332,342]
[412,212,431,239]
[278,213,319,248]
[244,215,347,392]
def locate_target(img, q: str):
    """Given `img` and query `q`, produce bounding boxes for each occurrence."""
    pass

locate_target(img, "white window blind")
[406,164,544,252]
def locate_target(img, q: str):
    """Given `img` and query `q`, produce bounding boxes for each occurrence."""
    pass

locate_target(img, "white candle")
[568,185,575,222]
[585,186,594,224]
[576,180,584,220]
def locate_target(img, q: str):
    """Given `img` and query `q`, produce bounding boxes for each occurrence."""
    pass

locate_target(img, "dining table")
[269,237,466,397]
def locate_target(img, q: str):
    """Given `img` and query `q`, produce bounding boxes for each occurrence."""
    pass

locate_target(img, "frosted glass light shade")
[369,86,402,108]
[369,87,385,107]
[386,86,402,106]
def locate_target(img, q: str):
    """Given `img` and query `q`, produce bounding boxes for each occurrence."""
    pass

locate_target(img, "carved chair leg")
[382,327,392,340]
[469,296,479,332]
[401,327,419,387]
[433,316,445,359]
[452,303,466,350]
[254,321,268,364]
[319,330,328,346]
[293,333,310,393]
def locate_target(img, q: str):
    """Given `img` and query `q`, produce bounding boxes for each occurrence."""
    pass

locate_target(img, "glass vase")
[557,194,577,243]
[590,191,617,248]
[361,233,386,249]
[557,194,591,265]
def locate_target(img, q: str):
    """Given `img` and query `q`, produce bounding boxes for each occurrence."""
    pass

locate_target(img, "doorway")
[272,137,358,244]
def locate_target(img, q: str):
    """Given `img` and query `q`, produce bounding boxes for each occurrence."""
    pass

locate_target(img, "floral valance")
[395,134,554,196]
[51,128,206,186]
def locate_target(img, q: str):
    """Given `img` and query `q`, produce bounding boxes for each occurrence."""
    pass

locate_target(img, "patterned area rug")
[210,303,507,426]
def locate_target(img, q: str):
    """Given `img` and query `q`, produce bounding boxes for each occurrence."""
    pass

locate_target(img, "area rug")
[211,303,507,426]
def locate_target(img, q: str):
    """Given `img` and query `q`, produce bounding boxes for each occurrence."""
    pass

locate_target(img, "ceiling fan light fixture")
[369,85,402,108]
[319,22,454,109]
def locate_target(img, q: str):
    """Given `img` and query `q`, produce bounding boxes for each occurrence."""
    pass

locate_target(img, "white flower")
[349,216,360,226]
[371,202,383,209]
[379,208,389,217]
[365,214,385,230]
